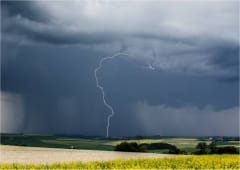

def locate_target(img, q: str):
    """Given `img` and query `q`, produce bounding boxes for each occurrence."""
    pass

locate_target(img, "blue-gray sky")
[1,0,239,136]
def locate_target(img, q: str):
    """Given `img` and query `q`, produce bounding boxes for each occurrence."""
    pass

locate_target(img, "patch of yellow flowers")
[1,155,239,169]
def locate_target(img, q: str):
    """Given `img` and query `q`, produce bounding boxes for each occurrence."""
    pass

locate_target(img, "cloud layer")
[2,1,239,79]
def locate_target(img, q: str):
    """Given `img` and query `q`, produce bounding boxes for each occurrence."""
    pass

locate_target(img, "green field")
[1,134,113,151]
[1,155,239,169]
[1,134,239,154]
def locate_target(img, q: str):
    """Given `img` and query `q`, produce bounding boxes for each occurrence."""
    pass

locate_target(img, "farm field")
[1,134,239,154]
[0,145,175,164]
[0,154,239,169]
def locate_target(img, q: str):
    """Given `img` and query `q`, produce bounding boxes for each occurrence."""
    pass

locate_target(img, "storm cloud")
[1,1,239,136]
[2,1,239,77]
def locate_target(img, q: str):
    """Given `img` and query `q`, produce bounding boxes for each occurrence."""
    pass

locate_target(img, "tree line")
[114,141,239,154]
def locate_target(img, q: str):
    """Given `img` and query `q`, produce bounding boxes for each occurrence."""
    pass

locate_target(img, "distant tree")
[168,146,186,154]
[168,146,181,154]
[135,136,144,139]
[217,146,238,154]
[196,142,208,154]
[195,142,238,155]
[208,142,217,154]
[114,142,146,152]
[143,142,176,150]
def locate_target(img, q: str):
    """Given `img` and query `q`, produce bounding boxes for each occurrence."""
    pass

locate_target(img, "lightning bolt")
[94,52,129,137]
[94,52,155,137]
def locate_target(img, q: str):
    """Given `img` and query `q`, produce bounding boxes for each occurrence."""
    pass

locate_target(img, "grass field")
[1,134,239,154]
[0,155,239,169]
[1,134,112,150]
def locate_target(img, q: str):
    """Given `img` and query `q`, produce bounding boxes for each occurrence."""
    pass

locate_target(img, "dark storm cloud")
[4,21,117,45]
[1,46,108,135]
[1,1,49,22]
[211,44,239,69]
[1,1,238,81]
[0,1,210,47]
[131,32,195,45]
[2,47,238,136]
[219,76,239,83]
[2,12,117,45]
[208,43,239,82]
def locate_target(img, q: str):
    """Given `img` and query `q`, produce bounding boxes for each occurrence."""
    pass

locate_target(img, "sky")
[1,0,239,137]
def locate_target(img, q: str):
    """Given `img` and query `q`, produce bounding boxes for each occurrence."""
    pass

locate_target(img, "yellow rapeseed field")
[0,155,239,169]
